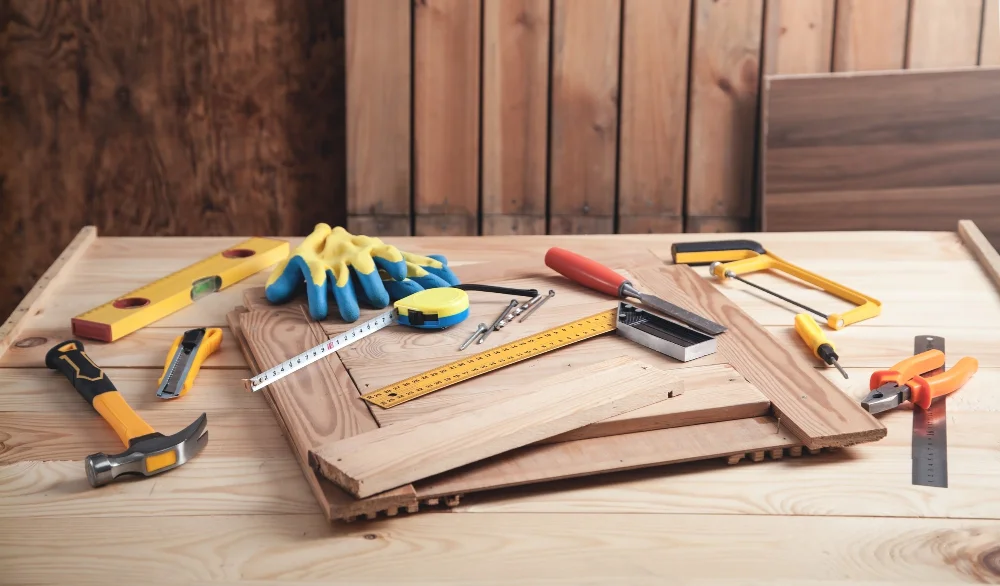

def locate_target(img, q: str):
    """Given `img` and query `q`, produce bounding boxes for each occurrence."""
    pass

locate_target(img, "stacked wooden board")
[230,258,886,521]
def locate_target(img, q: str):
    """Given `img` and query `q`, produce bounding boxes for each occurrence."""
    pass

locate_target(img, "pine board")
[314,357,679,498]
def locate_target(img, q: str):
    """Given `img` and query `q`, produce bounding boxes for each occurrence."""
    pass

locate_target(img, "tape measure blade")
[361,309,618,409]
[249,308,397,392]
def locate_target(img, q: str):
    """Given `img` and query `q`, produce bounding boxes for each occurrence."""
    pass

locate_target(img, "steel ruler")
[912,334,948,488]
[360,310,618,408]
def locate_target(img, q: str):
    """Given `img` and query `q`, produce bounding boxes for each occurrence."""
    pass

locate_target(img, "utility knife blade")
[157,328,207,399]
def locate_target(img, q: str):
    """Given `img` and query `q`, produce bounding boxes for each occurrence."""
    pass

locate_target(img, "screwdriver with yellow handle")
[794,313,848,379]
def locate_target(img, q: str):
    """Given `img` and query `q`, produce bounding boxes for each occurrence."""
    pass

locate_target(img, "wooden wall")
[347,0,998,237]
[0,0,346,318]
[1,0,997,318]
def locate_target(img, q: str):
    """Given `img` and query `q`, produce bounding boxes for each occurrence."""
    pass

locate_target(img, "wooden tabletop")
[3,228,1000,584]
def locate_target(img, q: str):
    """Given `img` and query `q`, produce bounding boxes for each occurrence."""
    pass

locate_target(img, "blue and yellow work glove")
[265,224,460,322]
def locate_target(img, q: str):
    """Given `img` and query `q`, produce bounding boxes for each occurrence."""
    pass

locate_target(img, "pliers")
[862,349,978,414]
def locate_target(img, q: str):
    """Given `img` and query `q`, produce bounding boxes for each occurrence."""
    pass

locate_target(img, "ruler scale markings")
[913,334,948,488]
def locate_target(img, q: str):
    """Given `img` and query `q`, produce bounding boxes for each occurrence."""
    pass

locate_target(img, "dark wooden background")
[0,0,346,318]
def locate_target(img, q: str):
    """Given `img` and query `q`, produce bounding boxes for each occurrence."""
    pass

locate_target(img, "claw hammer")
[46,340,209,487]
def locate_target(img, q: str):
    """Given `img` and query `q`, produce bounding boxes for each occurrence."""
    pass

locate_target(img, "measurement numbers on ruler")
[362,310,617,408]
[247,310,396,392]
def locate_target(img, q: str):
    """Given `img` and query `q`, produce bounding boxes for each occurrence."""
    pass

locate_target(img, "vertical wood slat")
[548,0,621,235]
[346,0,412,236]
[616,0,689,235]
[832,0,909,72]
[481,0,550,236]
[685,0,764,233]
[907,0,984,69]
[763,0,835,75]
[983,0,1000,65]
[414,0,482,236]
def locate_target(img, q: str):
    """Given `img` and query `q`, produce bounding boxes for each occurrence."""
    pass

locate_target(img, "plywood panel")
[763,69,1000,236]
[685,0,763,232]
[0,0,346,321]
[481,0,550,236]
[346,0,411,236]
[413,0,481,236]
[763,0,835,75]
[832,0,909,71]
[906,0,984,69]
[315,357,678,498]
[548,0,621,235]
[617,0,689,234]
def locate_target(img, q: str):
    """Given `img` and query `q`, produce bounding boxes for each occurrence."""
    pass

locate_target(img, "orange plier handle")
[870,349,978,409]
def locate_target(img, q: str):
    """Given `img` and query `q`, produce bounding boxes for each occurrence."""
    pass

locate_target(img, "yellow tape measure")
[361,309,617,409]
[72,237,289,342]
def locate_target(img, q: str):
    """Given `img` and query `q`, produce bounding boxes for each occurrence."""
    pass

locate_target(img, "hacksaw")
[72,237,288,342]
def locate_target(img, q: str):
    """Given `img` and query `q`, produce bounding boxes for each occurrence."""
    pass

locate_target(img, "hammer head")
[85,413,208,487]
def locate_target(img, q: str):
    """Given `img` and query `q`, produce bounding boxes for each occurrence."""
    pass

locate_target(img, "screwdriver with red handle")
[544,247,727,336]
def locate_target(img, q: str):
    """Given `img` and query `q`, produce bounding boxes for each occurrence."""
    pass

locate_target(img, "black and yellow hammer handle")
[45,340,155,447]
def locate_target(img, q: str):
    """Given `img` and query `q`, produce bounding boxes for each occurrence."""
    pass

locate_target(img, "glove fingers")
[352,265,391,309]
[265,256,314,305]
[373,256,408,282]
[423,254,461,286]
[329,270,362,322]
[383,278,425,300]
[303,277,330,321]
[410,272,452,291]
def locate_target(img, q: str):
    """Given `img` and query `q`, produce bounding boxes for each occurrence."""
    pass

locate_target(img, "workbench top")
[2,229,1000,584]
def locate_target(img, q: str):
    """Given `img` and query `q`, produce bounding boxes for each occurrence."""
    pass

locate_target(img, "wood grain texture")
[762,0,834,75]
[414,416,798,496]
[346,0,411,236]
[239,304,420,521]
[959,219,1000,293]
[982,0,1000,65]
[0,226,95,361]
[315,357,679,498]
[544,364,769,443]
[616,0,689,234]
[832,0,909,71]
[685,0,763,230]
[481,0,549,236]
[547,0,621,235]
[634,264,884,448]
[413,0,481,236]
[906,0,984,69]
[0,0,346,321]
[763,68,1000,237]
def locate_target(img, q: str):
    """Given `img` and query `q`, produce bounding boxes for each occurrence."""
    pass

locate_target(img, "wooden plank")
[762,68,1000,235]
[0,226,95,362]
[906,0,983,69]
[238,304,420,521]
[414,416,798,496]
[481,0,550,236]
[413,0,482,236]
[548,0,621,235]
[762,0,835,75]
[959,219,1000,293]
[346,0,412,236]
[982,0,1000,65]
[832,0,909,71]
[632,264,884,448]
[0,457,319,518]
[314,357,679,498]
[544,364,770,443]
[4,514,1000,584]
[685,0,763,232]
[616,0,689,234]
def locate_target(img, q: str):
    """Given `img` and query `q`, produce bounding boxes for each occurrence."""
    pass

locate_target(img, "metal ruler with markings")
[360,310,619,408]
[913,334,948,488]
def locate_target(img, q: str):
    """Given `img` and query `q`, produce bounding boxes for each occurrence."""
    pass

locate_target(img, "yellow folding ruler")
[361,309,618,408]
[72,238,288,342]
